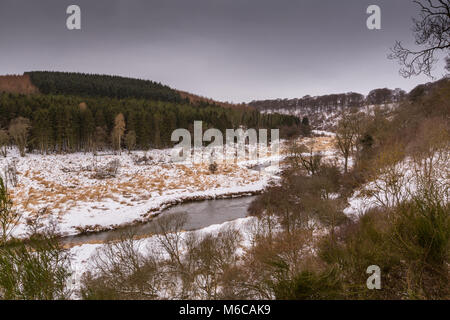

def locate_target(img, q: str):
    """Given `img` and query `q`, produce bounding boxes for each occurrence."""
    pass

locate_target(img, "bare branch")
[390,0,450,78]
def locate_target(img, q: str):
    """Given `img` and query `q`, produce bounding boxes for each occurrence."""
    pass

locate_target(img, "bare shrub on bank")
[335,111,365,173]
[82,231,162,300]
[81,213,245,300]
[0,177,20,244]
[2,159,18,188]
[286,141,322,176]
[91,159,120,179]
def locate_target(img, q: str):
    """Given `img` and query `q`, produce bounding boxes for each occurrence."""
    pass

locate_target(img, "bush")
[0,232,72,300]
[318,187,449,299]
[81,231,160,300]
[91,159,120,179]
[390,197,449,298]
[208,162,218,174]
[273,268,343,300]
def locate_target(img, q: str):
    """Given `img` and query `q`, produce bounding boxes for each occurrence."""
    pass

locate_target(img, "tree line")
[0,92,300,155]
[249,87,407,113]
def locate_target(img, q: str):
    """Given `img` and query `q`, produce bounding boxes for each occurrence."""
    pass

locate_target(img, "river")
[62,195,257,245]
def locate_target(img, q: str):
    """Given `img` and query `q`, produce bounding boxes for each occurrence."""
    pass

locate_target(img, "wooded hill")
[0,72,300,154]
[249,88,408,113]
[25,71,183,103]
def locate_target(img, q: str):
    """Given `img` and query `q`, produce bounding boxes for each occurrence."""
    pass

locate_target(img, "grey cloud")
[0,0,445,102]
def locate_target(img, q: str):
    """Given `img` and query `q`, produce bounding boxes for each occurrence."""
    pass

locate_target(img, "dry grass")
[10,161,261,218]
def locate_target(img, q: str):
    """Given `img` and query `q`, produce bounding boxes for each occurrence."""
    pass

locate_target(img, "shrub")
[0,230,72,300]
[208,162,218,174]
[273,268,343,300]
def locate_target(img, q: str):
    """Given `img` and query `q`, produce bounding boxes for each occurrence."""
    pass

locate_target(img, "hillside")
[0,71,300,154]
[249,88,407,129]
[0,71,250,110]
[177,90,248,109]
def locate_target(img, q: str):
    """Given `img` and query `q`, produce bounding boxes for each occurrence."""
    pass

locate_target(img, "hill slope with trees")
[248,88,408,129]
[0,72,301,155]
[25,71,183,102]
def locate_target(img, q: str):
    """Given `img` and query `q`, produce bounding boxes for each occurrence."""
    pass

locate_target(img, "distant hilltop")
[248,88,407,114]
[248,78,449,130]
[0,71,242,109]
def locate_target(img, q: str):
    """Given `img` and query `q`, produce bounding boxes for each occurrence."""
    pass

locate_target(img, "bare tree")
[186,228,242,299]
[335,112,361,173]
[154,213,188,271]
[389,0,450,78]
[3,159,19,188]
[365,144,407,209]
[8,117,31,157]
[287,141,322,176]
[112,113,126,154]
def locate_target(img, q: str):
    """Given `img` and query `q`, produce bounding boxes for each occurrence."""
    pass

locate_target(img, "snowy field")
[0,145,283,238]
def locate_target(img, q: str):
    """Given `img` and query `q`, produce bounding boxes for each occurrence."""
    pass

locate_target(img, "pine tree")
[80,107,95,152]
[32,109,51,154]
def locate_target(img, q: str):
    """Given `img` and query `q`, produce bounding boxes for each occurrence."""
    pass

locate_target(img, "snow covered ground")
[1,145,282,238]
[261,103,398,130]
[311,130,336,137]
[344,153,449,218]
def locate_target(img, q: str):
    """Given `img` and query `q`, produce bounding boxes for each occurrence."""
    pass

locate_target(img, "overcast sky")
[0,0,447,102]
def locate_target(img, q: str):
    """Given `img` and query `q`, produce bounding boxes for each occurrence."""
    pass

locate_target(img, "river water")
[62,195,257,245]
